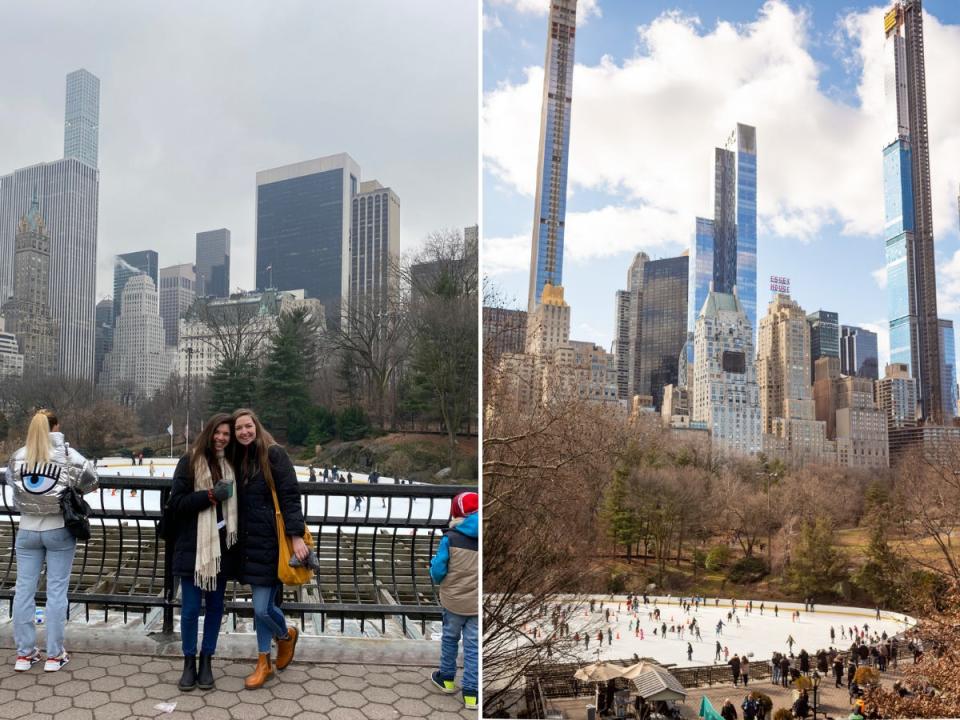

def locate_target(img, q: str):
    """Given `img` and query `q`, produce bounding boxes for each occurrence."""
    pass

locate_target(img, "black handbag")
[60,485,91,541]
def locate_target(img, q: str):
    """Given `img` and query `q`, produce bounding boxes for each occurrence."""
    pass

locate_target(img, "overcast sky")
[484,0,960,367]
[0,0,478,302]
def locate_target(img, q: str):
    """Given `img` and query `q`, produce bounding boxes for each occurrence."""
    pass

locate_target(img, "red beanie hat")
[451,491,479,518]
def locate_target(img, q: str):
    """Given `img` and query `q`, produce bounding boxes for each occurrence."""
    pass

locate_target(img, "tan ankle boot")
[244,653,273,689]
[275,627,298,670]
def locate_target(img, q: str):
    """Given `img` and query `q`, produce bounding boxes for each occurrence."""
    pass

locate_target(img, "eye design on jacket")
[18,463,62,495]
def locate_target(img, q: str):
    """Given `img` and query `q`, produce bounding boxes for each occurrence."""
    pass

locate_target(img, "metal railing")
[0,471,472,636]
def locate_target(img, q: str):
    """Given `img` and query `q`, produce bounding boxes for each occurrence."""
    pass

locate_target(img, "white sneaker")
[44,651,69,672]
[14,648,41,672]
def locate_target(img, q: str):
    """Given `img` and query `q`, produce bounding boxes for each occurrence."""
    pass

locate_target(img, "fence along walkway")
[0,472,471,636]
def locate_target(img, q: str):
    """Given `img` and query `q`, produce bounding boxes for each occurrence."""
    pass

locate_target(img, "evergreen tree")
[208,356,259,413]
[853,523,905,610]
[603,463,641,562]
[786,518,849,599]
[258,307,320,441]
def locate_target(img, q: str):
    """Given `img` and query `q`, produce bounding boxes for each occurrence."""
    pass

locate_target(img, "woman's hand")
[291,535,309,561]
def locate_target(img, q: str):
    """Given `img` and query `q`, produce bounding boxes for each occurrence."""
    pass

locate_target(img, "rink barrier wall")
[0,471,473,636]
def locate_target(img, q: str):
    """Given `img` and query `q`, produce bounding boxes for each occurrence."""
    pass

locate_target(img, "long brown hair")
[24,409,58,466]
[230,408,277,486]
[189,413,233,484]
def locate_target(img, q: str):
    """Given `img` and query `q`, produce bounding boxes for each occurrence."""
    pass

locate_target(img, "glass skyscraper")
[808,310,839,382]
[883,1,944,422]
[527,0,576,314]
[64,69,100,169]
[638,255,688,410]
[939,318,957,420]
[196,228,231,298]
[840,325,879,380]
[691,123,757,334]
[256,154,360,328]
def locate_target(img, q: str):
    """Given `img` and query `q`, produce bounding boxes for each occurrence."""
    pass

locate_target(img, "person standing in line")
[168,413,240,691]
[721,698,738,720]
[741,657,750,686]
[729,654,741,686]
[7,410,98,672]
[429,492,478,711]
[833,656,844,688]
[230,409,309,690]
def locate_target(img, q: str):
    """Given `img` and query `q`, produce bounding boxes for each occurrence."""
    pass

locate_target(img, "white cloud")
[872,266,887,289]
[483,13,503,31]
[487,0,601,24]
[937,249,960,315]
[483,204,687,278]
[483,1,960,263]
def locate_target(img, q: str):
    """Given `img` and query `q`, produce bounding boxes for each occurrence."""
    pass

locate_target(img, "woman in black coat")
[231,408,308,690]
[168,413,239,692]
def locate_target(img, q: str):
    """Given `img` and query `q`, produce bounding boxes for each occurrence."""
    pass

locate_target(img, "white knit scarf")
[194,452,237,591]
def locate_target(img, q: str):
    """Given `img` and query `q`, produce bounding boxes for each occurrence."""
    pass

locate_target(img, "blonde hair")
[25,410,56,466]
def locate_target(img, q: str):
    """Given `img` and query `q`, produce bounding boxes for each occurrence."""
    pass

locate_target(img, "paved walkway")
[0,652,474,719]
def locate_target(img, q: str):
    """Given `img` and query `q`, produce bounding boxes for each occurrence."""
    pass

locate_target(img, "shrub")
[336,407,370,441]
[854,666,880,686]
[727,556,769,583]
[705,545,733,572]
[608,572,627,594]
[693,549,707,569]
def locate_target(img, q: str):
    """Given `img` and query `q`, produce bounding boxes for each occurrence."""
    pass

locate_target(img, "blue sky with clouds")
[483,0,960,367]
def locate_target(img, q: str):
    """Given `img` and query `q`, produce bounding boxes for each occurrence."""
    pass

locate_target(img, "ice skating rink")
[18,457,453,530]
[532,596,915,667]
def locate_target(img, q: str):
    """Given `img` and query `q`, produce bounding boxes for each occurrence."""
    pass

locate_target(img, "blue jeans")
[251,584,287,653]
[14,527,76,657]
[180,576,227,656]
[437,609,478,695]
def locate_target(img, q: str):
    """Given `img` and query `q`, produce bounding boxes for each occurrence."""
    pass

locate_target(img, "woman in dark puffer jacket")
[231,408,308,690]
[168,413,240,692]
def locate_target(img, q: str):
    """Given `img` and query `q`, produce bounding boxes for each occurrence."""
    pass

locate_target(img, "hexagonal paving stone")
[394,698,432,717]
[94,675,126,693]
[298,693,335,714]
[363,673,399,688]
[193,707,232,720]
[222,663,253,678]
[205,689,242,708]
[332,675,366,691]
[305,665,338,680]
[60,709,93,720]
[36,696,71,715]
[334,665,368,678]
[361,702,402,720]
[52,678,90,697]
[125,672,158,688]
[0,674,34,691]
[264,698,303,716]
[330,690,366,709]
[390,670,425,685]
[71,666,106,681]
[89,702,142,720]
[291,713,330,720]
[86,655,116,669]
[363,686,399,704]
[228,703,269,720]
[328,709,368,720]
[9,684,48,702]
[279,667,311,684]
[108,663,140,677]
[393,682,428,700]
[140,660,170,674]
[108,684,146,704]
[73,690,112,709]
[0,690,13,704]
[425,692,461,711]
[271,682,306,701]
[215,675,245,692]
[0,700,32,720]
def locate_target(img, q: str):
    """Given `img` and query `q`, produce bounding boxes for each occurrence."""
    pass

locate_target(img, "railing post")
[161,486,175,635]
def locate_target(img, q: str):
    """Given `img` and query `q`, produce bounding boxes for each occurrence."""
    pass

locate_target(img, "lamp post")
[185,345,194,447]
[811,670,821,719]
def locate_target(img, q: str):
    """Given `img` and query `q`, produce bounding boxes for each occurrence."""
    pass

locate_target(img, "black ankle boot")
[178,655,197,691]
[197,654,214,690]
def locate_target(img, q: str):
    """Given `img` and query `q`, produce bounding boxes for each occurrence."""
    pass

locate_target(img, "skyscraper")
[527,0,576,314]
[939,318,957,420]
[99,275,173,401]
[638,255,688,410]
[159,264,197,347]
[0,159,98,379]
[883,1,944,422]
[64,69,100,168]
[195,228,230,298]
[691,124,757,333]
[692,288,762,455]
[256,154,360,327]
[758,294,833,464]
[807,310,839,381]
[840,325,879,380]
[1,195,59,375]
[613,251,648,400]
[113,250,159,322]
[349,180,400,319]
[877,362,918,430]
[94,297,113,383]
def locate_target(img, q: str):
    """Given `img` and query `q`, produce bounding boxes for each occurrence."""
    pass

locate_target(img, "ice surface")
[529,595,915,667]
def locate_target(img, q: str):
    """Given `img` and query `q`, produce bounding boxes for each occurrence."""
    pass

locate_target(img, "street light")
[811,670,821,719]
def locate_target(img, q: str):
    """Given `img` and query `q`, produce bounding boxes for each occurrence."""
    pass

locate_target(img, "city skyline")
[0,1,478,305]
[484,0,960,369]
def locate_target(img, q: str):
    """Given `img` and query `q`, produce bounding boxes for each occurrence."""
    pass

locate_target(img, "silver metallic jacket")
[5,432,99,516]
